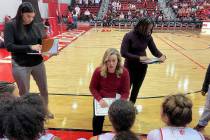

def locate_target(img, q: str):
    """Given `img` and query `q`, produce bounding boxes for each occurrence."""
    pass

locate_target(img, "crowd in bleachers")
[71,0,101,21]
[167,0,210,21]
[97,0,166,27]
[106,0,161,21]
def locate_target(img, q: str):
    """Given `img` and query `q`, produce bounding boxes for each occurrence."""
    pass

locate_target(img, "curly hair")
[162,94,192,126]
[108,100,138,139]
[0,94,15,138]
[3,94,46,140]
[19,94,47,117]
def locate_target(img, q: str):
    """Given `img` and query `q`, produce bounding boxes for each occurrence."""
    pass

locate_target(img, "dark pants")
[12,61,48,105]
[92,115,105,136]
[92,100,105,136]
[125,62,148,104]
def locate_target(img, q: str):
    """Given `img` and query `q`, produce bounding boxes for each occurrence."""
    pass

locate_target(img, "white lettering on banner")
[201,21,210,35]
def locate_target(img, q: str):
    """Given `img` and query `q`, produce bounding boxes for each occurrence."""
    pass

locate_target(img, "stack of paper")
[141,57,161,64]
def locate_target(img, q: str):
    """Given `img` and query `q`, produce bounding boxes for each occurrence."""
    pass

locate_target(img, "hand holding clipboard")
[140,55,166,64]
[28,38,59,56]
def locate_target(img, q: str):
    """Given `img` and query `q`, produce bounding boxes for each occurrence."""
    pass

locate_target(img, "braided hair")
[162,94,192,126]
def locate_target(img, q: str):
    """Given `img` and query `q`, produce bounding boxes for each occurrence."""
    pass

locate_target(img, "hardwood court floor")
[30,28,210,135]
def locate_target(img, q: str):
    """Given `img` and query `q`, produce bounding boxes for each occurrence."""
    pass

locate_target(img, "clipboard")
[94,98,115,116]
[94,94,121,116]
[28,38,59,55]
[141,57,161,64]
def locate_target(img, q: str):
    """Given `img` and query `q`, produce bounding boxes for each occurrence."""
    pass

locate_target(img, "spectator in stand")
[75,5,80,16]
[112,1,117,11]
[89,100,139,140]
[147,94,205,140]
[56,10,61,23]
[116,1,121,10]
[72,11,78,29]
[66,11,74,30]
[128,10,132,19]
[119,12,125,20]
[90,13,96,22]
[79,0,82,5]
[90,0,95,5]
[84,9,91,21]
[84,0,88,6]
[89,48,130,136]
[95,0,100,4]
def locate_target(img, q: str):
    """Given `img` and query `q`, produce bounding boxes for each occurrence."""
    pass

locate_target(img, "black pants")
[125,63,148,104]
[92,100,105,136]
[92,115,105,136]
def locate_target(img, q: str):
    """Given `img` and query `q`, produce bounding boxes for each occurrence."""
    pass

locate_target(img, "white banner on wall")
[38,2,48,19]
[0,0,22,22]
[0,0,50,22]
[201,21,210,35]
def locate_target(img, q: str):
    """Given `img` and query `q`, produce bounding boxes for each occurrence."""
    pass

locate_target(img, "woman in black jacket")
[4,2,53,118]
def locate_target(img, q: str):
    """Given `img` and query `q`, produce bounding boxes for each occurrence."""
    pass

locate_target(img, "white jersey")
[147,127,205,140]
[0,133,55,140]
[98,133,115,140]
[39,133,56,140]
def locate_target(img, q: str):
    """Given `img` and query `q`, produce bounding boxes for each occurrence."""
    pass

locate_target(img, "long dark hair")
[15,2,36,39]
[134,17,154,37]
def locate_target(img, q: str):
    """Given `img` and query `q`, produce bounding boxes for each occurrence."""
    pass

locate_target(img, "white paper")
[141,57,160,64]
[94,94,121,116]
[94,98,115,116]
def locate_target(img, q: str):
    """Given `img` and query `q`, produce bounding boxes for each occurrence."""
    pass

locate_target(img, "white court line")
[0,60,11,63]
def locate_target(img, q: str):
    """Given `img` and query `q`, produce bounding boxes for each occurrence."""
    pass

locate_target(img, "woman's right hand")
[201,90,207,96]
[159,55,166,62]
[99,99,108,108]
[31,44,42,52]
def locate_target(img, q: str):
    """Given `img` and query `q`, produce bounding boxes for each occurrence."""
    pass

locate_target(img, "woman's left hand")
[159,55,166,62]
[41,51,51,57]
[42,52,59,57]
